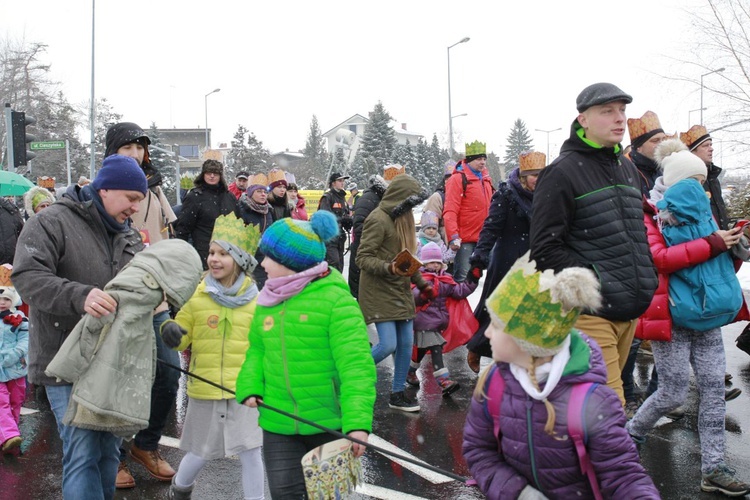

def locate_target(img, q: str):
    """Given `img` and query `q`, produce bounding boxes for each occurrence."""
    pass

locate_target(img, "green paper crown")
[465,140,487,157]
[486,256,580,353]
[180,174,196,189]
[211,215,261,256]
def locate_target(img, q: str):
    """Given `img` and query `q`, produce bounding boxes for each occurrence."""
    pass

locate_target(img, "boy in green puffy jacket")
[236,210,376,499]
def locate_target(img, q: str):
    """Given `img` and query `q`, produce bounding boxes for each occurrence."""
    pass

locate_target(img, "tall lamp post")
[89,0,96,179]
[689,107,706,128]
[700,68,724,125]
[535,127,561,163]
[447,37,470,156]
[204,88,221,149]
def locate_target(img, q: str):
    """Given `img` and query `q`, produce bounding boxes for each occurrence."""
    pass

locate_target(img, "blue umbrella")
[0,170,35,196]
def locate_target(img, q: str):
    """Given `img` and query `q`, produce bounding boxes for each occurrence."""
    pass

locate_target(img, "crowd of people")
[2,80,750,499]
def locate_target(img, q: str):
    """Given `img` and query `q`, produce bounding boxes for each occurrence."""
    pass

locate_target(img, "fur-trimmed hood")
[378,174,428,220]
[367,174,388,198]
[23,186,55,216]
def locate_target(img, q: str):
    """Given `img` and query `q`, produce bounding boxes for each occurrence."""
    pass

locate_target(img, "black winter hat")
[328,172,350,186]
[104,122,151,161]
[576,83,632,112]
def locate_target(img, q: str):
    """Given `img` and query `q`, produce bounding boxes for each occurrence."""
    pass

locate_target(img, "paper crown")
[285,172,297,185]
[37,176,55,189]
[0,265,12,287]
[180,174,195,189]
[211,215,261,256]
[485,253,601,357]
[250,173,268,187]
[383,164,405,181]
[680,125,711,151]
[268,168,287,187]
[465,141,487,157]
[627,111,663,144]
[519,152,546,176]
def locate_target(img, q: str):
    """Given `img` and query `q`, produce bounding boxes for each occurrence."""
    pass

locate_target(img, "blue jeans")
[371,320,413,393]
[452,242,476,283]
[262,430,337,499]
[130,311,179,452]
[46,384,121,500]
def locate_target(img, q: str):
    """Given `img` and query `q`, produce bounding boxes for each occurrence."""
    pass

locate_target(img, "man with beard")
[318,172,353,272]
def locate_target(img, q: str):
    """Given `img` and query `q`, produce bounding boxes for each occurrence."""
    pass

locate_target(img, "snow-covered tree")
[302,115,329,180]
[360,101,397,173]
[147,122,177,202]
[503,118,534,170]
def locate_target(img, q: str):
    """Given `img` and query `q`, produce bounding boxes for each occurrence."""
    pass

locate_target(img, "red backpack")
[483,364,603,500]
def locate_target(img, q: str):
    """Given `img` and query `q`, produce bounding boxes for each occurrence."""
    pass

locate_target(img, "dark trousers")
[622,337,658,402]
[325,235,346,273]
[120,311,180,459]
[347,238,361,299]
[263,430,338,499]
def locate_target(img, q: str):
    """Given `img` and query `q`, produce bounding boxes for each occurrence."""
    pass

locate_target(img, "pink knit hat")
[419,242,443,266]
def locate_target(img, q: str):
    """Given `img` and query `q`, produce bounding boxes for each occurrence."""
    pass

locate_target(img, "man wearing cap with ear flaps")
[318,172,353,272]
[529,82,657,405]
[12,155,147,499]
[627,111,667,198]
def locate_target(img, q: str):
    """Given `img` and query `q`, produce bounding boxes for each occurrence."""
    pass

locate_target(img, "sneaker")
[437,378,460,397]
[388,391,420,412]
[725,372,733,384]
[701,464,750,496]
[1,436,22,452]
[666,407,686,420]
[467,351,481,374]
[624,399,640,420]
[726,388,742,402]
[406,369,420,387]
[116,461,136,489]
[736,323,750,356]
[168,476,194,500]
[130,444,175,481]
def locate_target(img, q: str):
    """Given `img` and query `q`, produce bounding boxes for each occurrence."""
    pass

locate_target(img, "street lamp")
[447,37,470,156]
[689,107,707,128]
[535,127,562,163]
[700,67,724,125]
[204,88,220,149]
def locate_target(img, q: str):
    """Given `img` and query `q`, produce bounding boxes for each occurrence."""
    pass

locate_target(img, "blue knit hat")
[93,155,148,195]
[259,211,339,272]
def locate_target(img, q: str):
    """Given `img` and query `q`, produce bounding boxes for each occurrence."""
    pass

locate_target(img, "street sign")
[30,141,65,150]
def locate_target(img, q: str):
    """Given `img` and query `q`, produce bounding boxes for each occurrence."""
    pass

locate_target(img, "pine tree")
[246,132,271,171]
[415,138,433,188]
[486,152,505,184]
[147,122,177,202]
[346,150,368,188]
[359,101,397,174]
[503,118,534,170]
[227,124,252,171]
[429,134,450,189]
[302,115,329,181]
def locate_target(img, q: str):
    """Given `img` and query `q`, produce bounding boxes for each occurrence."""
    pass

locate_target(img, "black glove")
[161,322,187,349]
[466,266,483,284]
[341,214,353,231]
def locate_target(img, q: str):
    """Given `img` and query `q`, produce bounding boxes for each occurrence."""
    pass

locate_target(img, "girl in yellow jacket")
[160,216,264,500]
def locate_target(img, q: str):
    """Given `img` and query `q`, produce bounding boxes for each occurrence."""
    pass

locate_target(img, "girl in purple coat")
[463,253,659,499]
[407,242,477,395]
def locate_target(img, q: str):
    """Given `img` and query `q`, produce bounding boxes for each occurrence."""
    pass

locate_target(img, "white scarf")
[509,335,571,401]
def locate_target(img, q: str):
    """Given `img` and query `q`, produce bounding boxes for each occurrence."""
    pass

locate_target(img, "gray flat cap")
[576,82,632,112]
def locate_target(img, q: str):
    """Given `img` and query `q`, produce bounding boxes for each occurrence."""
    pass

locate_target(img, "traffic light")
[11,110,36,168]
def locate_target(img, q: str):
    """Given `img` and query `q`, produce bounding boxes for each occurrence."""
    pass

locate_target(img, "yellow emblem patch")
[263,316,275,331]
[207,315,219,329]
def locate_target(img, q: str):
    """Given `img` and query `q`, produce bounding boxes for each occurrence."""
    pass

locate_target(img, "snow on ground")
[739,262,750,293]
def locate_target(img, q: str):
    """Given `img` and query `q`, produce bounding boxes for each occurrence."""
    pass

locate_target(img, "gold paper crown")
[180,174,195,189]
[485,255,582,356]
[37,176,55,189]
[211,215,261,256]
[680,125,711,150]
[627,111,663,143]
[0,265,12,287]
[519,152,546,175]
[267,168,287,186]
[465,141,487,157]
[383,164,405,181]
[250,173,268,186]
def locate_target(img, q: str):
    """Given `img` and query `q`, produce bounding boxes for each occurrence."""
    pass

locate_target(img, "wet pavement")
[3,285,750,498]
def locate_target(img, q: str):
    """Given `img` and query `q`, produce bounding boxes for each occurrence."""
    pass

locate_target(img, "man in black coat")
[348,174,388,298]
[318,172,353,272]
[0,198,24,265]
[530,82,657,405]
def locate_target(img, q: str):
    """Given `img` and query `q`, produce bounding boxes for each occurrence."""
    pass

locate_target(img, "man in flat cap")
[530,82,657,405]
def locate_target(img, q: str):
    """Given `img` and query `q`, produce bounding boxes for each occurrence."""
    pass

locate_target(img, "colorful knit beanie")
[259,210,339,272]
[419,242,443,266]
[420,211,439,231]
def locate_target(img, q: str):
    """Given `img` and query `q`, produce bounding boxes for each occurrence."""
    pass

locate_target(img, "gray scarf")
[203,274,259,309]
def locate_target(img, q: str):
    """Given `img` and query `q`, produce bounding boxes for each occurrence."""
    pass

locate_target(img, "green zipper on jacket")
[279,302,299,433]
[526,400,542,490]
[220,310,227,398]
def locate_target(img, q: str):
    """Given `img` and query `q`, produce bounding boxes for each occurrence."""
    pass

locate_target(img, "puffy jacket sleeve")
[471,188,509,268]
[463,396,528,500]
[529,166,583,272]
[584,386,661,498]
[442,173,463,242]
[329,292,376,433]
[645,210,717,275]
[171,295,197,352]
[235,311,266,404]
[353,194,377,241]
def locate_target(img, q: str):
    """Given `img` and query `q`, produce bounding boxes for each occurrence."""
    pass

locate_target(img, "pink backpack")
[483,364,603,500]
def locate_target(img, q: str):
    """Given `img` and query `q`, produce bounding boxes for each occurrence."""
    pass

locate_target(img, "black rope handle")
[158,358,469,483]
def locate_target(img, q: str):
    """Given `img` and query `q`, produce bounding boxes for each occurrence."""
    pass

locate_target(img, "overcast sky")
[3,0,741,168]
